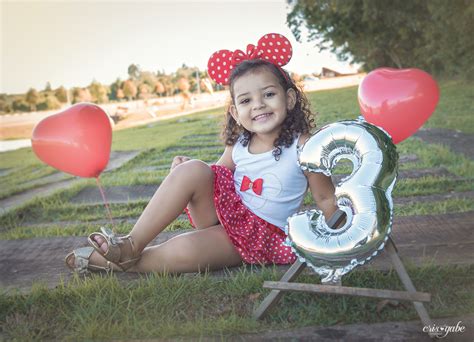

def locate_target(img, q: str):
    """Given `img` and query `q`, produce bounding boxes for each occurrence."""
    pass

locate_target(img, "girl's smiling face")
[230,67,296,139]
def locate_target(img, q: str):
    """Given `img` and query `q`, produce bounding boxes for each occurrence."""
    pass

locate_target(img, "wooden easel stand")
[254,211,433,331]
[262,279,430,302]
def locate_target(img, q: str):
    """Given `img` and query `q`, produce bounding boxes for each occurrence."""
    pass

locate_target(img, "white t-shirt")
[232,134,308,229]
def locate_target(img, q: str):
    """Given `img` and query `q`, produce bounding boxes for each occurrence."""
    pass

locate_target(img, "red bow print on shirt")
[240,175,263,195]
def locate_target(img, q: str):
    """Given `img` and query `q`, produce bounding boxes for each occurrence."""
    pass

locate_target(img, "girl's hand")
[170,156,191,171]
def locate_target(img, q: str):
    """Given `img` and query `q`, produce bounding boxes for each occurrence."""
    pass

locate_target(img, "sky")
[1,0,357,94]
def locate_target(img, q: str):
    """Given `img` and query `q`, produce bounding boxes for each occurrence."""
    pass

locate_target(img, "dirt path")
[1,211,472,293]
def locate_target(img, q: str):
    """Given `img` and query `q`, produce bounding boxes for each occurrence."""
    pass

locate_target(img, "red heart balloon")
[31,103,112,178]
[358,68,439,144]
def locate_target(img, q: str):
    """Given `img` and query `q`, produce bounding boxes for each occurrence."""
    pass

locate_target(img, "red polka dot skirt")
[185,165,297,265]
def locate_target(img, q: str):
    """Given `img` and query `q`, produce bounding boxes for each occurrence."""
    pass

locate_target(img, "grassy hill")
[0,80,473,340]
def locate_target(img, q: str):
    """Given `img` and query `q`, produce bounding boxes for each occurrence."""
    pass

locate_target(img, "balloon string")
[96,176,116,231]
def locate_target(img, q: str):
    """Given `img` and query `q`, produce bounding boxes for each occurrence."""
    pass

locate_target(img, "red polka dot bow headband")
[207,33,293,85]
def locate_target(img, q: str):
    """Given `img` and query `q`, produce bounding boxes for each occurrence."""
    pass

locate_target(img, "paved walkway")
[233,314,474,341]
[1,211,472,293]
[64,165,467,206]
[2,127,471,214]
[414,127,474,160]
[0,150,140,214]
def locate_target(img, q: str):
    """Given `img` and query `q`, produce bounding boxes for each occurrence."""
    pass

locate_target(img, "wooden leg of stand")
[253,210,345,320]
[386,238,433,328]
[253,260,306,320]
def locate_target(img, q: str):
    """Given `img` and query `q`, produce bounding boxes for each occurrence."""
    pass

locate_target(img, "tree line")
[287,0,473,79]
[0,64,219,114]
[0,63,309,115]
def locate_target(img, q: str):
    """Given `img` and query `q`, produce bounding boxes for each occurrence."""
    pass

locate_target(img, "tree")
[200,78,214,94]
[44,82,52,92]
[0,96,10,113]
[287,0,474,78]
[140,71,158,88]
[175,65,199,93]
[12,98,30,112]
[116,88,125,101]
[122,80,137,100]
[25,88,39,111]
[138,83,151,100]
[177,77,190,92]
[154,81,165,96]
[88,81,108,103]
[71,87,92,104]
[128,64,141,81]
[110,78,122,101]
[423,0,474,78]
[158,75,174,96]
[45,95,62,110]
[54,86,68,103]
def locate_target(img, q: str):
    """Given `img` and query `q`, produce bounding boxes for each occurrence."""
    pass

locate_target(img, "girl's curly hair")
[221,59,316,160]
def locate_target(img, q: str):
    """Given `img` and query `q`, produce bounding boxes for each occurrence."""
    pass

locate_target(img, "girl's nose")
[252,98,266,110]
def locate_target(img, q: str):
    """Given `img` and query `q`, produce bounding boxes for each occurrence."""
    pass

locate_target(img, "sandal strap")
[66,246,119,274]
[96,227,123,263]
[100,227,121,245]
[123,234,137,255]
[88,227,141,271]
[73,247,95,274]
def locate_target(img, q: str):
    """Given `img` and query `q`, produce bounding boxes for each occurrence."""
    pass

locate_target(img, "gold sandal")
[65,246,121,274]
[88,227,140,271]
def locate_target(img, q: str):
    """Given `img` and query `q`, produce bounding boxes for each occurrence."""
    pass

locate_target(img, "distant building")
[316,66,360,78]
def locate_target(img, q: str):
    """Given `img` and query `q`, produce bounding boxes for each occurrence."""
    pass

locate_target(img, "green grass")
[0,219,192,240]
[396,198,474,216]
[424,79,474,133]
[394,177,473,197]
[2,197,473,240]
[0,144,45,169]
[111,110,222,151]
[0,163,72,200]
[1,80,472,200]
[0,80,473,339]
[0,80,473,236]
[1,264,473,340]
[305,80,474,133]
[0,109,222,198]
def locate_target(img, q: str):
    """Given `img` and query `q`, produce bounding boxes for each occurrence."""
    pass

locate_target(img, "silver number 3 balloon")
[285,119,398,284]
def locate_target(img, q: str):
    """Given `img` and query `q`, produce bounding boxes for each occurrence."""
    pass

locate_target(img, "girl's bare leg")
[93,159,220,254]
[81,225,243,273]
[131,159,220,250]
[133,225,242,273]
[66,159,240,272]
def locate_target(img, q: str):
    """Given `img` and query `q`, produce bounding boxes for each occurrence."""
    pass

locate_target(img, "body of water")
[0,139,32,152]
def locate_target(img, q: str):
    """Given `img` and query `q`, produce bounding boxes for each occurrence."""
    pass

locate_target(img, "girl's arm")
[305,171,338,221]
[215,145,236,172]
[299,133,338,221]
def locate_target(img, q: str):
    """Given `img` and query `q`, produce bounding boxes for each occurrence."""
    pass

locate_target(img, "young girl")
[66,33,338,274]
